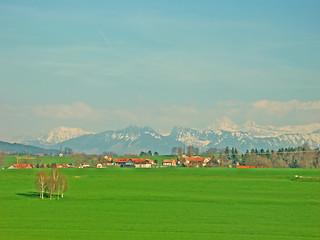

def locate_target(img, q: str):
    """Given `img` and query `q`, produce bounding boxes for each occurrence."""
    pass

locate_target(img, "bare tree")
[58,174,69,199]
[34,170,48,199]
[178,147,183,156]
[171,147,178,155]
[187,145,193,157]
[47,177,56,200]
[51,167,62,199]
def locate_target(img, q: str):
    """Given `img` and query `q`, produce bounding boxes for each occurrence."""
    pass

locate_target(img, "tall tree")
[178,147,183,156]
[187,145,193,157]
[47,177,56,200]
[51,167,62,199]
[58,174,69,199]
[171,147,178,155]
[34,170,48,199]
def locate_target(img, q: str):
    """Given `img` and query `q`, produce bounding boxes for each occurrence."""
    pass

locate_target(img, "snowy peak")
[243,121,320,137]
[207,117,320,138]
[40,126,94,144]
[208,117,240,132]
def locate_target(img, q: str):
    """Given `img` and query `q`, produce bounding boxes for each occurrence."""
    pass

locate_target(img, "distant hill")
[0,141,59,155]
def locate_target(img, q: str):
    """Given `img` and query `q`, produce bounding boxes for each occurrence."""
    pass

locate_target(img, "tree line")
[172,144,320,168]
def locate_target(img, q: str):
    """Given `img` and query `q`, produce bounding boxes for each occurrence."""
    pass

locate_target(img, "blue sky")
[0,0,319,139]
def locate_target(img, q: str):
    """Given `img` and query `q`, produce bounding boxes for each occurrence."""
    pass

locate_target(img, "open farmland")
[0,168,319,240]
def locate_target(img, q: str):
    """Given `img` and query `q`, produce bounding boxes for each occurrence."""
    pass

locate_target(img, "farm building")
[236,166,261,168]
[115,158,155,168]
[8,164,32,169]
[103,162,114,167]
[185,156,211,167]
[134,159,154,168]
[95,163,103,168]
[162,159,177,167]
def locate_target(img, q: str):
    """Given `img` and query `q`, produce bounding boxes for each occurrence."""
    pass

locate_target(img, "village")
[7,154,242,169]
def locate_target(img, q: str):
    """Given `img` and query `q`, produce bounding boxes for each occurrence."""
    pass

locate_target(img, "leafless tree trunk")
[35,170,48,199]
[59,175,69,199]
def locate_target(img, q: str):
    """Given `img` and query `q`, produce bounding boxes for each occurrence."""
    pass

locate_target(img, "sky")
[0,0,320,140]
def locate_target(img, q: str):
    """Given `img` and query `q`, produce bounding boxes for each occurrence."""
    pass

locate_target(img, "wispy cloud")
[99,30,113,49]
[253,100,320,114]
[1,100,319,140]
[33,102,96,119]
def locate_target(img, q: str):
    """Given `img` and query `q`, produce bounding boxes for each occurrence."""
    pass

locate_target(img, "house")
[183,163,194,167]
[104,155,113,161]
[115,159,129,166]
[162,159,177,167]
[123,159,134,167]
[133,159,154,168]
[236,166,261,168]
[95,163,103,168]
[103,162,114,167]
[81,163,90,168]
[185,156,211,167]
[8,164,32,169]
[115,158,135,167]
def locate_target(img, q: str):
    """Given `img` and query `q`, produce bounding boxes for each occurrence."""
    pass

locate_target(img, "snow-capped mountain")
[48,124,320,154]
[20,121,320,155]
[22,126,94,147]
[40,126,94,144]
[209,117,320,138]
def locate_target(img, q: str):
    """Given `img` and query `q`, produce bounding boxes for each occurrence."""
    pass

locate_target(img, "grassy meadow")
[0,167,319,240]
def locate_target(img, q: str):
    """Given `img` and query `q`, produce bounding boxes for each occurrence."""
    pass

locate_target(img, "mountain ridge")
[12,121,320,155]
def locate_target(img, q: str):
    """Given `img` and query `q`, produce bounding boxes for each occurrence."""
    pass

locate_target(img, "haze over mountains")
[9,118,320,155]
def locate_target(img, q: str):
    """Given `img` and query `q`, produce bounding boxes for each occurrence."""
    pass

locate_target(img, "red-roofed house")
[185,156,211,167]
[236,166,261,168]
[162,159,177,167]
[81,163,90,168]
[103,162,114,167]
[115,159,135,167]
[134,159,154,168]
[8,164,32,169]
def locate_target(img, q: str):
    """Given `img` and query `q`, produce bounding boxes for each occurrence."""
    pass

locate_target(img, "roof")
[12,164,32,169]
[183,163,193,167]
[185,156,208,162]
[132,158,154,164]
[115,159,129,163]
[236,166,261,168]
[163,159,177,164]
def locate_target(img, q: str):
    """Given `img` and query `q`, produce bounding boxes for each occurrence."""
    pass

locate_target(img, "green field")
[0,168,319,240]
[3,155,73,168]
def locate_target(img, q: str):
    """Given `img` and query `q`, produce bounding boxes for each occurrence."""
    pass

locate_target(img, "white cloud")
[253,100,320,114]
[1,99,319,141]
[33,102,96,119]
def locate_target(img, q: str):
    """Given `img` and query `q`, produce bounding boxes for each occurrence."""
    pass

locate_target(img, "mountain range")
[10,119,320,155]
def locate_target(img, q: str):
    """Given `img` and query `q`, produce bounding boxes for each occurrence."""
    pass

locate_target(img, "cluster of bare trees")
[34,167,68,200]
[172,146,200,156]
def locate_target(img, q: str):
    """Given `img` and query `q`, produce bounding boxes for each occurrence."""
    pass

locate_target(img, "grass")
[0,168,319,239]
[4,155,73,168]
